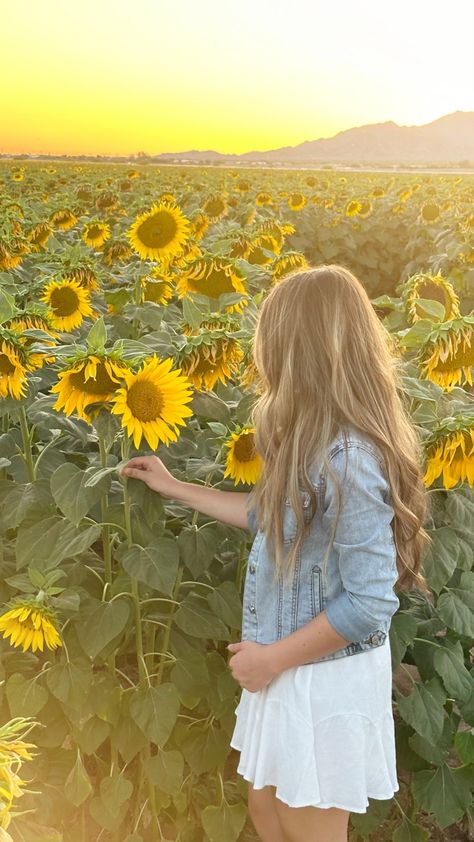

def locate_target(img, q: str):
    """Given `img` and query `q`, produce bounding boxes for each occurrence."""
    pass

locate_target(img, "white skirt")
[229,635,399,813]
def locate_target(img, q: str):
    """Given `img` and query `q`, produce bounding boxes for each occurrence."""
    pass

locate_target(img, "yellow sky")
[2,0,473,156]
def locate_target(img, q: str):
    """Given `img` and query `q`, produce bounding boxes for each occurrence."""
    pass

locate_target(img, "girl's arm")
[120,454,253,531]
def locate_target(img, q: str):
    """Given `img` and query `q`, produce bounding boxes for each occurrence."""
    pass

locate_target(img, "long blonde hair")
[247,264,432,596]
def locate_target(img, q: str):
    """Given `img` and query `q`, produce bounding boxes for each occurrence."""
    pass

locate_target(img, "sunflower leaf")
[86,317,107,353]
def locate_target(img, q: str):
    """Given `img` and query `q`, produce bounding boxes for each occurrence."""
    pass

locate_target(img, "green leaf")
[436,582,474,638]
[51,463,112,526]
[177,524,220,578]
[393,816,430,841]
[16,516,101,570]
[129,683,181,746]
[433,638,474,704]
[422,527,461,593]
[181,720,230,774]
[201,800,247,842]
[64,750,93,807]
[0,287,17,324]
[86,316,107,352]
[6,672,49,717]
[394,681,445,743]
[46,662,92,709]
[174,592,229,639]
[118,539,179,594]
[73,716,111,755]
[206,580,243,629]
[76,598,131,660]
[182,295,205,328]
[411,763,472,829]
[144,749,184,794]
[100,772,133,812]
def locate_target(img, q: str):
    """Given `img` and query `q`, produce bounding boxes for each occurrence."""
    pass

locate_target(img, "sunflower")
[223,427,263,485]
[255,191,273,206]
[236,180,251,192]
[0,340,29,399]
[101,239,133,267]
[127,202,191,262]
[287,192,306,211]
[0,717,37,831]
[419,317,474,390]
[357,199,372,218]
[404,272,460,324]
[179,332,244,391]
[189,212,210,241]
[111,355,193,450]
[96,191,119,211]
[420,202,440,223]
[4,238,30,269]
[0,240,13,271]
[0,598,62,652]
[26,221,53,250]
[272,251,308,282]
[203,194,228,220]
[142,275,174,305]
[68,266,100,293]
[423,425,474,489]
[176,257,249,314]
[50,353,130,420]
[258,219,294,249]
[345,200,362,217]
[49,209,77,230]
[82,220,111,248]
[40,278,94,332]
[245,237,277,266]
[6,315,57,370]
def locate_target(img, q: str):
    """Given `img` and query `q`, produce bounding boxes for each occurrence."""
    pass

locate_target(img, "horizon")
[2,0,474,157]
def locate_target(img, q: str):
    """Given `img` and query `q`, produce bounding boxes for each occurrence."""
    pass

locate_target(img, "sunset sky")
[3,0,473,156]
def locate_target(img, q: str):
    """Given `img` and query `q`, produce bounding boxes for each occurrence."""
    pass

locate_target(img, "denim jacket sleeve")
[322,442,400,642]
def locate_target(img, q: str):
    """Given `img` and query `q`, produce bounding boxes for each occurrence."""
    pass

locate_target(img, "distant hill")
[156,111,474,165]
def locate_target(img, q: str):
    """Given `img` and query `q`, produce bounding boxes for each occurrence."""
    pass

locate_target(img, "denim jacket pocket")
[296,562,324,626]
[283,489,313,543]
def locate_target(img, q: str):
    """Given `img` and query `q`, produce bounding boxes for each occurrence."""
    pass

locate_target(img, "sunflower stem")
[121,437,147,687]
[19,404,35,483]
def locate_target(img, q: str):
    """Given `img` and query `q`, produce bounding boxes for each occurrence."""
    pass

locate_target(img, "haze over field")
[2,0,474,158]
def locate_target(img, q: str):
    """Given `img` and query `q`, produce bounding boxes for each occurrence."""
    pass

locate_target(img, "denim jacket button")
[249,604,256,612]
[370,632,380,644]
[249,564,256,574]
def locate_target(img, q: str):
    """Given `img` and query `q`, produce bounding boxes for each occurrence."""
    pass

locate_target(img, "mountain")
[156,111,474,165]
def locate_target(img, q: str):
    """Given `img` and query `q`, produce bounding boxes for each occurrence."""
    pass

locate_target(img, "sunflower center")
[0,353,15,375]
[49,286,80,316]
[194,267,233,297]
[137,211,178,248]
[234,433,256,463]
[87,225,103,239]
[435,342,474,372]
[127,380,164,421]
[69,362,119,394]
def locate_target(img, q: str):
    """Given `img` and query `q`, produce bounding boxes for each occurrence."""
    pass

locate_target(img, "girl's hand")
[119,455,181,497]
[227,640,280,692]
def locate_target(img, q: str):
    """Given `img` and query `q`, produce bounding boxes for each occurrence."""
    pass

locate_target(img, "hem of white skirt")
[230,740,400,813]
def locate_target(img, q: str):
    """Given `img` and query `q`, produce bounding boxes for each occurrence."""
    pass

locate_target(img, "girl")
[120,264,432,842]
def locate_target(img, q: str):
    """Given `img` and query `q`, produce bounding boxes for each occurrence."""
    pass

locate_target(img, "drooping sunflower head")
[419,317,474,391]
[423,424,474,489]
[26,221,53,250]
[111,355,194,450]
[255,191,273,206]
[203,194,228,220]
[40,278,94,332]
[82,220,111,248]
[67,265,101,293]
[0,339,29,399]
[271,251,308,283]
[101,239,133,267]
[176,256,248,314]
[404,272,461,324]
[223,427,263,486]
[49,209,77,230]
[5,315,57,370]
[51,353,131,420]
[189,212,210,241]
[127,202,191,262]
[0,598,62,652]
[179,332,244,391]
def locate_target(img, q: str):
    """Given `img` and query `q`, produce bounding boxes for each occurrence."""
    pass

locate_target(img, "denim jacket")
[243,424,400,664]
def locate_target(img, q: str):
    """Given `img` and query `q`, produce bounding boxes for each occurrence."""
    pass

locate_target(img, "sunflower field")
[0,161,473,842]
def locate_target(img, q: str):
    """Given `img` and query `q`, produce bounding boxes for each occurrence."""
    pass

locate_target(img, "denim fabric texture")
[243,424,400,664]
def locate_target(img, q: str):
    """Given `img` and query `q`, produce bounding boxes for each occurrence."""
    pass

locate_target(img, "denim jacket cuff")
[324,590,382,642]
